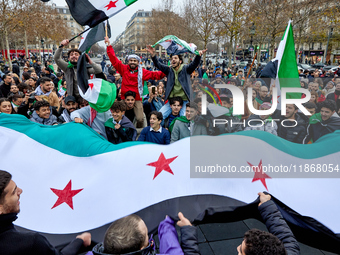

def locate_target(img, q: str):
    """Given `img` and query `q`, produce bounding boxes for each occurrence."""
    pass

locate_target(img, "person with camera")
[143,85,164,124]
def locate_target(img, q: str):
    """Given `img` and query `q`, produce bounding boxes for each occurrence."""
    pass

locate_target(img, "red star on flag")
[51,180,83,209]
[89,83,94,89]
[247,160,271,191]
[105,0,118,11]
[147,153,178,179]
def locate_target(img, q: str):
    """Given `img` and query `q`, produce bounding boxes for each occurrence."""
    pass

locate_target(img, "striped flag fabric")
[260,20,301,100]
[65,0,138,27]
[77,53,116,113]
[152,35,199,56]
[79,22,112,53]
[0,113,340,252]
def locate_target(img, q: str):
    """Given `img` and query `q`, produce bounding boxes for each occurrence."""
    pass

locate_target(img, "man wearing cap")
[104,37,165,128]
[58,96,78,123]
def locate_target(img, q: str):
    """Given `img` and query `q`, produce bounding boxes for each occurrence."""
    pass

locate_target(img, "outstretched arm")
[147,45,170,75]
[177,212,200,255]
[54,39,69,72]
[186,49,207,74]
[258,192,300,255]
[105,37,125,75]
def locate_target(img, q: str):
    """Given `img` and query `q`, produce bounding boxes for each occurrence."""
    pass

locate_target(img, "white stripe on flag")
[1,127,339,234]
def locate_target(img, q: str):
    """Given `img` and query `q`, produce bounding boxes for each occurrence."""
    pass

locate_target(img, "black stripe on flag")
[76,53,89,94]
[65,0,108,27]
[16,194,340,253]
[79,22,111,52]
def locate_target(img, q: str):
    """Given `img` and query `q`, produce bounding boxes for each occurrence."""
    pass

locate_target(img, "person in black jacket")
[237,192,300,255]
[0,170,91,255]
[277,104,307,144]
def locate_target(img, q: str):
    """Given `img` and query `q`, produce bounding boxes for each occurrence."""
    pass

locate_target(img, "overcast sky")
[52,0,181,42]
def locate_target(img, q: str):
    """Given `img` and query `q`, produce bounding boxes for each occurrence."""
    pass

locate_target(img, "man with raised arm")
[54,39,102,100]
[104,37,165,128]
[146,45,207,121]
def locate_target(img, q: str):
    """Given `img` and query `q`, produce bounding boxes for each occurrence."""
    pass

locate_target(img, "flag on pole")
[65,0,138,28]
[152,35,199,56]
[260,20,300,100]
[77,53,116,113]
[79,22,111,53]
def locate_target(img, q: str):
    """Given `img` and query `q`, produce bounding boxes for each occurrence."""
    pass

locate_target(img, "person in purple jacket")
[91,212,199,255]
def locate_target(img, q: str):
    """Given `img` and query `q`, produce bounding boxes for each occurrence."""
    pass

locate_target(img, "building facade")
[124,10,152,54]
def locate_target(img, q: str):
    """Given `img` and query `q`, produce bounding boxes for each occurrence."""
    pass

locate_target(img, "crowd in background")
[1,42,340,146]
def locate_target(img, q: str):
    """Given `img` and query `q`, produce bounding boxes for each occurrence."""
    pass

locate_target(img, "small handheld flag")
[152,35,199,56]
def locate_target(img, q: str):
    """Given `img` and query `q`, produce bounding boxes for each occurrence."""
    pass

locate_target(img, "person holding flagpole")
[54,39,102,101]
[104,37,166,129]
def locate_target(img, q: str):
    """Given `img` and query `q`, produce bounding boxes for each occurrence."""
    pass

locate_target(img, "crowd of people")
[2,36,340,254]
[1,37,340,145]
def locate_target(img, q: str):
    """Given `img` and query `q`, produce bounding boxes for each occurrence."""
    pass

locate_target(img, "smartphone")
[152,87,156,94]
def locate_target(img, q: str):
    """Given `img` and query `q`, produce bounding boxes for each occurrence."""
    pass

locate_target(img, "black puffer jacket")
[277,114,307,144]
[259,200,300,255]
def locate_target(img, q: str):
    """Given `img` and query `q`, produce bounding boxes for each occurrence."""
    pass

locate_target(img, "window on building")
[142,12,145,17]
[63,9,66,14]
[137,18,139,23]
[71,22,74,27]
[143,18,145,22]
[64,15,67,20]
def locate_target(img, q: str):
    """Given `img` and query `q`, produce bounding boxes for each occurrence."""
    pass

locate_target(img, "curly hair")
[110,101,127,112]
[319,99,337,112]
[33,100,50,111]
[244,229,286,255]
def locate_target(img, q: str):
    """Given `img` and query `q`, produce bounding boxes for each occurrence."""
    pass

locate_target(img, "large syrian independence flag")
[152,35,199,56]
[0,114,340,252]
[79,22,112,53]
[260,20,301,101]
[77,53,116,113]
[66,0,138,28]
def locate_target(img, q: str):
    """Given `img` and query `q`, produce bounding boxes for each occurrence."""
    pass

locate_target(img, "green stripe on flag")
[124,0,138,5]
[1,114,340,158]
[89,80,117,113]
[277,22,300,99]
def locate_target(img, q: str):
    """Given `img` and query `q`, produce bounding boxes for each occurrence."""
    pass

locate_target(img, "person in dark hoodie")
[30,100,58,125]
[303,99,340,143]
[105,101,137,144]
[91,212,199,255]
[0,74,13,98]
[277,104,306,144]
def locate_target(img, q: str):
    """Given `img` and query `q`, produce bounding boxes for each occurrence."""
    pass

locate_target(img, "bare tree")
[183,0,217,61]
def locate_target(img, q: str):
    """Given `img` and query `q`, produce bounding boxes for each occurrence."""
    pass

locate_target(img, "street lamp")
[250,23,256,57]
[41,38,45,64]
